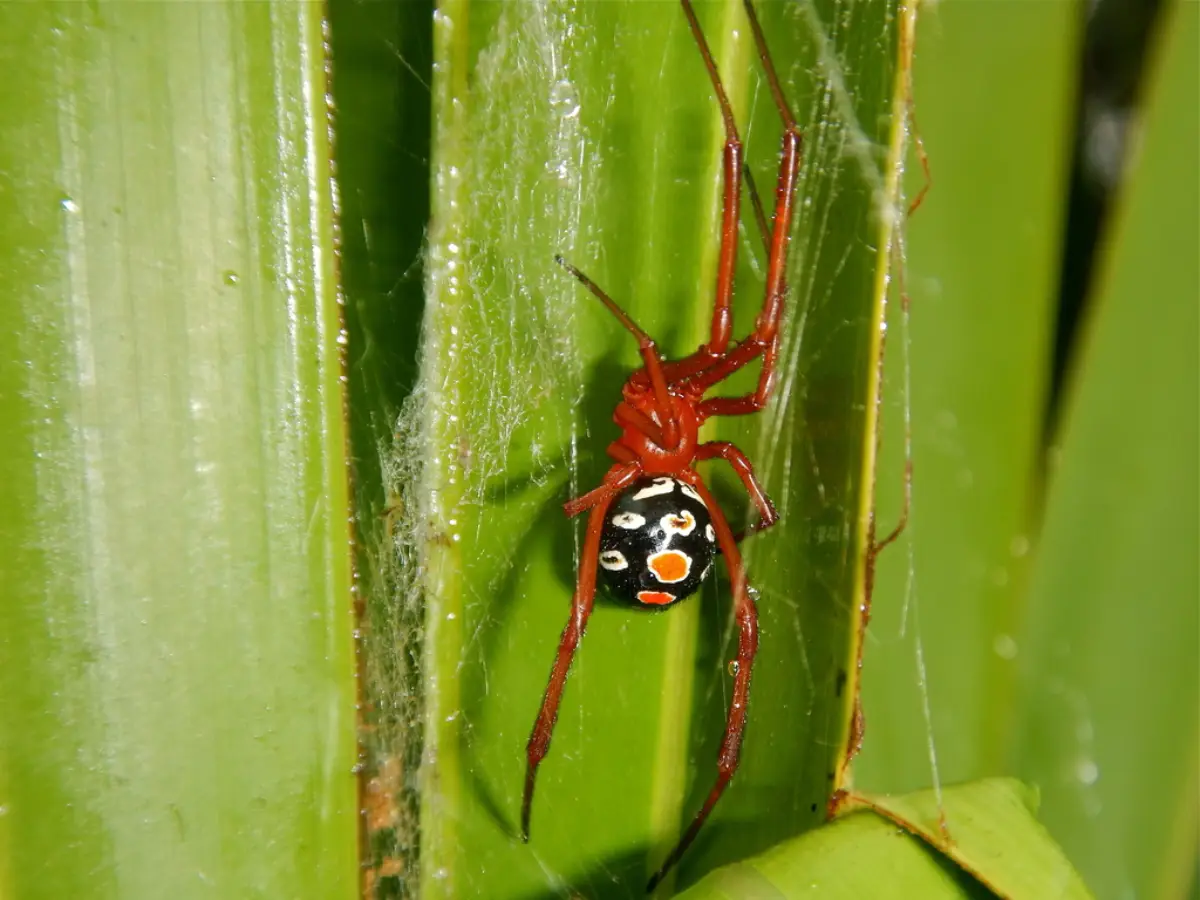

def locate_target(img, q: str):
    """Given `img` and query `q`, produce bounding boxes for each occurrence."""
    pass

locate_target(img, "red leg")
[562,462,640,518]
[555,256,680,449]
[606,440,638,465]
[680,0,802,401]
[522,493,615,841]
[695,333,781,420]
[647,470,759,892]
[662,167,775,389]
[695,441,778,535]
[680,0,744,359]
[656,0,755,389]
[660,349,727,386]
[741,0,799,350]
[680,121,794,393]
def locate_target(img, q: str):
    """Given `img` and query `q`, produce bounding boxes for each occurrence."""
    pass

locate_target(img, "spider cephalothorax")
[521,0,802,891]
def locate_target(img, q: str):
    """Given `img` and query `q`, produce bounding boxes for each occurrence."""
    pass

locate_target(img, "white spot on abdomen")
[660,510,696,536]
[611,512,646,530]
[600,550,629,571]
[633,477,676,500]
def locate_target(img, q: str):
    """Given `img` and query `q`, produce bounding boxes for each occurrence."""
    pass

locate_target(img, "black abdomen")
[597,476,717,608]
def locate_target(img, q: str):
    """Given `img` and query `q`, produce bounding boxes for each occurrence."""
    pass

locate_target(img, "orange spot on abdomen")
[636,590,676,606]
[648,550,690,583]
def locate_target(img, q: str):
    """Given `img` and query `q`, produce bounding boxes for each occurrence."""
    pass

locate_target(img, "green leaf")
[845,780,1094,900]
[0,4,357,898]
[849,0,1197,898]
[1011,3,1199,896]
[677,779,1093,900]
[860,0,1081,795]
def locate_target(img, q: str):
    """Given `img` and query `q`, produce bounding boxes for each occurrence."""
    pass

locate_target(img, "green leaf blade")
[0,4,357,898]
[860,0,1082,796]
[1011,4,1200,896]
[677,780,1093,900]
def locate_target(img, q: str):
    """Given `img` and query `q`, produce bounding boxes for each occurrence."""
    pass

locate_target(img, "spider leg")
[562,462,640,518]
[555,256,680,448]
[739,0,800,349]
[522,492,614,842]
[679,0,801,401]
[659,167,773,388]
[606,440,638,465]
[738,166,787,413]
[696,441,778,538]
[648,471,759,892]
[680,0,744,361]
[694,333,782,421]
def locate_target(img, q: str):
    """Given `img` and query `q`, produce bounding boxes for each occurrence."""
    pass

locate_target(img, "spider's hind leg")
[523,492,618,840]
[646,470,760,892]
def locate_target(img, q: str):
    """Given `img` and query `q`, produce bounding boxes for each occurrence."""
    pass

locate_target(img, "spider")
[522,0,801,890]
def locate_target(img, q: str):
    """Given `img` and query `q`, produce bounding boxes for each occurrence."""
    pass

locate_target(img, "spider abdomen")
[597,476,717,608]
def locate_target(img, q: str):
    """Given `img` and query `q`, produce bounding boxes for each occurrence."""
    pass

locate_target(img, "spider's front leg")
[678,0,802,412]
[680,0,744,362]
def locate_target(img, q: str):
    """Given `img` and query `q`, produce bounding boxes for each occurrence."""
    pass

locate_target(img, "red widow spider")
[522,0,801,890]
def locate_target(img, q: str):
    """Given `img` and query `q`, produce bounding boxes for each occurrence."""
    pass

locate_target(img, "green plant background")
[1,1,1195,899]
[0,3,358,898]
